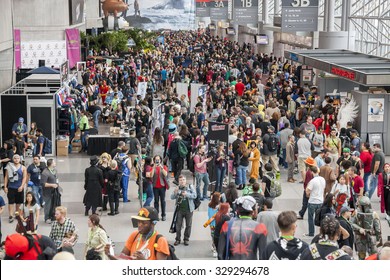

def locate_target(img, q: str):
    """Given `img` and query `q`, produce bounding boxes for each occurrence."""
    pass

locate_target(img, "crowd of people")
[0,30,390,260]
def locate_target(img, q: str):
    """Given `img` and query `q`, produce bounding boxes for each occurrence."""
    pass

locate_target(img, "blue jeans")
[363,172,370,194]
[235,165,248,186]
[32,184,43,205]
[216,166,226,193]
[81,131,89,152]
[368,174,378,199]
[121,175,129,202]
[195,172,210,199]
[143,182,154,207]
[308,203,322,236]
[92,110,101,130]
[280,148,287,168]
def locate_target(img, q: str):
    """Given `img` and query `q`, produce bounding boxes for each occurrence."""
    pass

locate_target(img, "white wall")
[85,0,103,29]
[0,0,14,92]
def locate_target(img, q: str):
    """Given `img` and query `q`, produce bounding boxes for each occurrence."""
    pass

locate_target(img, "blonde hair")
[110,159,118,169]
[99,152,112,164]
[56,206,67,217]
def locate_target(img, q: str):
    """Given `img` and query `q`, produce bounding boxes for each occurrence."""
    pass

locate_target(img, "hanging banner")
[65,29,81,69]
[233,0,259,24]
[207,121,229,189]
[196,0,211,17]
[14,29,21,70]
[210,0,229,20]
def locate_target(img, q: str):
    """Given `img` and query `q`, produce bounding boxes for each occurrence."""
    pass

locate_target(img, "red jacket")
[235,82,245,96]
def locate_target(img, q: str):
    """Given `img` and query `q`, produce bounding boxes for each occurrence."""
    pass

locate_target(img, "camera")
[208,146,218,158]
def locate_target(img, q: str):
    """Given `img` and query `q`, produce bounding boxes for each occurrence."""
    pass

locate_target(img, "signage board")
[233,0,259,24]
[282,0,319,33]
[210,0,229,20]
[196,0,211,17]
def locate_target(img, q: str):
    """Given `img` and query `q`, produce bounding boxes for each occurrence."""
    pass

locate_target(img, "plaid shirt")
[49,218,77,248]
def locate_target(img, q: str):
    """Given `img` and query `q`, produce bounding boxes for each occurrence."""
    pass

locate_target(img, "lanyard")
[281,235,294,240]
[136,230,156,251]
[239,216,252,219]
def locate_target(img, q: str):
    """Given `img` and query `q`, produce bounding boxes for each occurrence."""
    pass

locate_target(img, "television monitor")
[226,27,236,35]
[255,34,269,45]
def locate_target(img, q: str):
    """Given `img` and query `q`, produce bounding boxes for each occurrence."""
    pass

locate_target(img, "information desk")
[87,135,128,156]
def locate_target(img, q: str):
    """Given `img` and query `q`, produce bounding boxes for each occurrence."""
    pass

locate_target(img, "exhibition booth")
[285,49,390,154]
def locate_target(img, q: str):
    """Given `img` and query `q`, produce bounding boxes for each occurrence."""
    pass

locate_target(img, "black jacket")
[168,139,181,160]
[84,166,104,207]
[262,237,309,260]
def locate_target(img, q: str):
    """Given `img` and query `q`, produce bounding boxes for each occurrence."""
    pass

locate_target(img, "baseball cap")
[351,151,360,157]
[343,147,351,153]
[339,207,351,216]
[18,117,24,123]
[131,207,159,226]
[234,196,256,211]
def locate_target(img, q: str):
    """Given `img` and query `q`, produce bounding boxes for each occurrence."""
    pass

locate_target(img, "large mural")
[121,0,195,30]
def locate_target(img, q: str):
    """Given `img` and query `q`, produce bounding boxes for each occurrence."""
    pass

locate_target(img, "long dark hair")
[208,192,221,209]
[225,182,238,206]
[153,127,163,145]
[25,191,37,207]
[89,214,106,232]
[215,203,230,225]
[323,193,335,208]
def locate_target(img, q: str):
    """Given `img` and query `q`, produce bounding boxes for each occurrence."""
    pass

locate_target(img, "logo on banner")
[211,124,226,131]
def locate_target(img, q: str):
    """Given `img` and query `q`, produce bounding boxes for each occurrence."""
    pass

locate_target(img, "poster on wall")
[69,0,85,25]
[21,41,67,69]
[122,0,195,30]
[66,29,81,69]
[60,61,69,84]
[368,98,384,122]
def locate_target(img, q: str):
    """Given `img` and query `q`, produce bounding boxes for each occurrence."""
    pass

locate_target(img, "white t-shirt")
[307,176,325,204]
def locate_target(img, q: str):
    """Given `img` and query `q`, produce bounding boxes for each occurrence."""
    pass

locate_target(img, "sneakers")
[184,240,189,246]
[45,219,52,224]
[9,216,14,223]
[161,216,166,221]
[385,214,390,222]
[107,212,115,216]
[212,250,218,258]
[174,240,181,246]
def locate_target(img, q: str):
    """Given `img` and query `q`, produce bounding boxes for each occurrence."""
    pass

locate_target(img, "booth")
[0,74,60,156]
[284,49,390,154]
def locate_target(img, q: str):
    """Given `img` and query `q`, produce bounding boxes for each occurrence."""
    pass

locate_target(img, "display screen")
[255,34,269,45]
[226,27,236,35]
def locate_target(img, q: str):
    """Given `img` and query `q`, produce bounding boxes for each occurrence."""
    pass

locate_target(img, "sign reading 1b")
[233,0,259,24]
[282,0,319,33]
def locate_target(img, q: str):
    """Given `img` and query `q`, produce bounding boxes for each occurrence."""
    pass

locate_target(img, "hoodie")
[262,237,309,260]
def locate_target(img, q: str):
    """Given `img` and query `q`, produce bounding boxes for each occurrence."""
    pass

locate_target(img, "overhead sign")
[331,66,355,80]
[282,0,319,33]
[210,0,229,20]
[233,0,259,24]
[196,0,211,17]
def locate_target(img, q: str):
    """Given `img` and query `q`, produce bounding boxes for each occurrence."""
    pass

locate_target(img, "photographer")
[152,155,169,221]
[194,145,212,201]
[215,142,228,193]
[171,175,197,246]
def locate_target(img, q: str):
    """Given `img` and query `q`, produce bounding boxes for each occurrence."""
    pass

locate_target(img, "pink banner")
[65,28,81,69]
[14,29,21,69]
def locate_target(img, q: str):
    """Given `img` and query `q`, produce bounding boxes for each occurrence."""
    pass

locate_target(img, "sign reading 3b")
[282,0,319,32]
[233,0,259,24]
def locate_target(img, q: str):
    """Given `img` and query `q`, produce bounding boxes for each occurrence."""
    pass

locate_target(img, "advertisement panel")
[65,29,81,69]
[368,98,385,122]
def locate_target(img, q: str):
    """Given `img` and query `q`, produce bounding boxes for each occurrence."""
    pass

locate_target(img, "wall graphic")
[21,41,67,69]
[368,98,384,122]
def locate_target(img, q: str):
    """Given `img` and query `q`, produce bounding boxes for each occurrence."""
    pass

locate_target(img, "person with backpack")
[106,160,121,216]
[104,207,170,260]
[167,132,186,184]
[310,126,326,158]
[261,125,280,173]
[171,175,197,246]
[114,147,131,203]
[262,163,280,199]
[34,128,46,157]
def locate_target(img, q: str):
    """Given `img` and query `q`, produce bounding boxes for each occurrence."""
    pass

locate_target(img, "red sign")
[331,67,355,80]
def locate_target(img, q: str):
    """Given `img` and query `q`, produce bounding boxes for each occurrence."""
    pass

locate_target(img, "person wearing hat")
[338,206,354,248]
[83,156,104,216]
[105,207,170,260]
[217,196,267,260]
[336,147,353,177]
[12,117,28,142]
[3,154,27,223]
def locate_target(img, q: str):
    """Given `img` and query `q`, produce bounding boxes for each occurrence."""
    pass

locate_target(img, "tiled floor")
[1,133,389,260]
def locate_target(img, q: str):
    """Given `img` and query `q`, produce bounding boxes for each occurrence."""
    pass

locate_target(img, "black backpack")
[155,234,179,260]
[267,134,278,152]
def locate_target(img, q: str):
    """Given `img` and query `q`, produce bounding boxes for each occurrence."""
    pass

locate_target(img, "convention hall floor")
[1,148,389,260]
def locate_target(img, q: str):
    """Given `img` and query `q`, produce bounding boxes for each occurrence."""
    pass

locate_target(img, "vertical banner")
[207,122,229,189]
[65,29,81,69]
[233,0,259,24]
[60,60,69,85]
[14,29,21,70]
[210,0,229,20]
[196,0,211,17]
